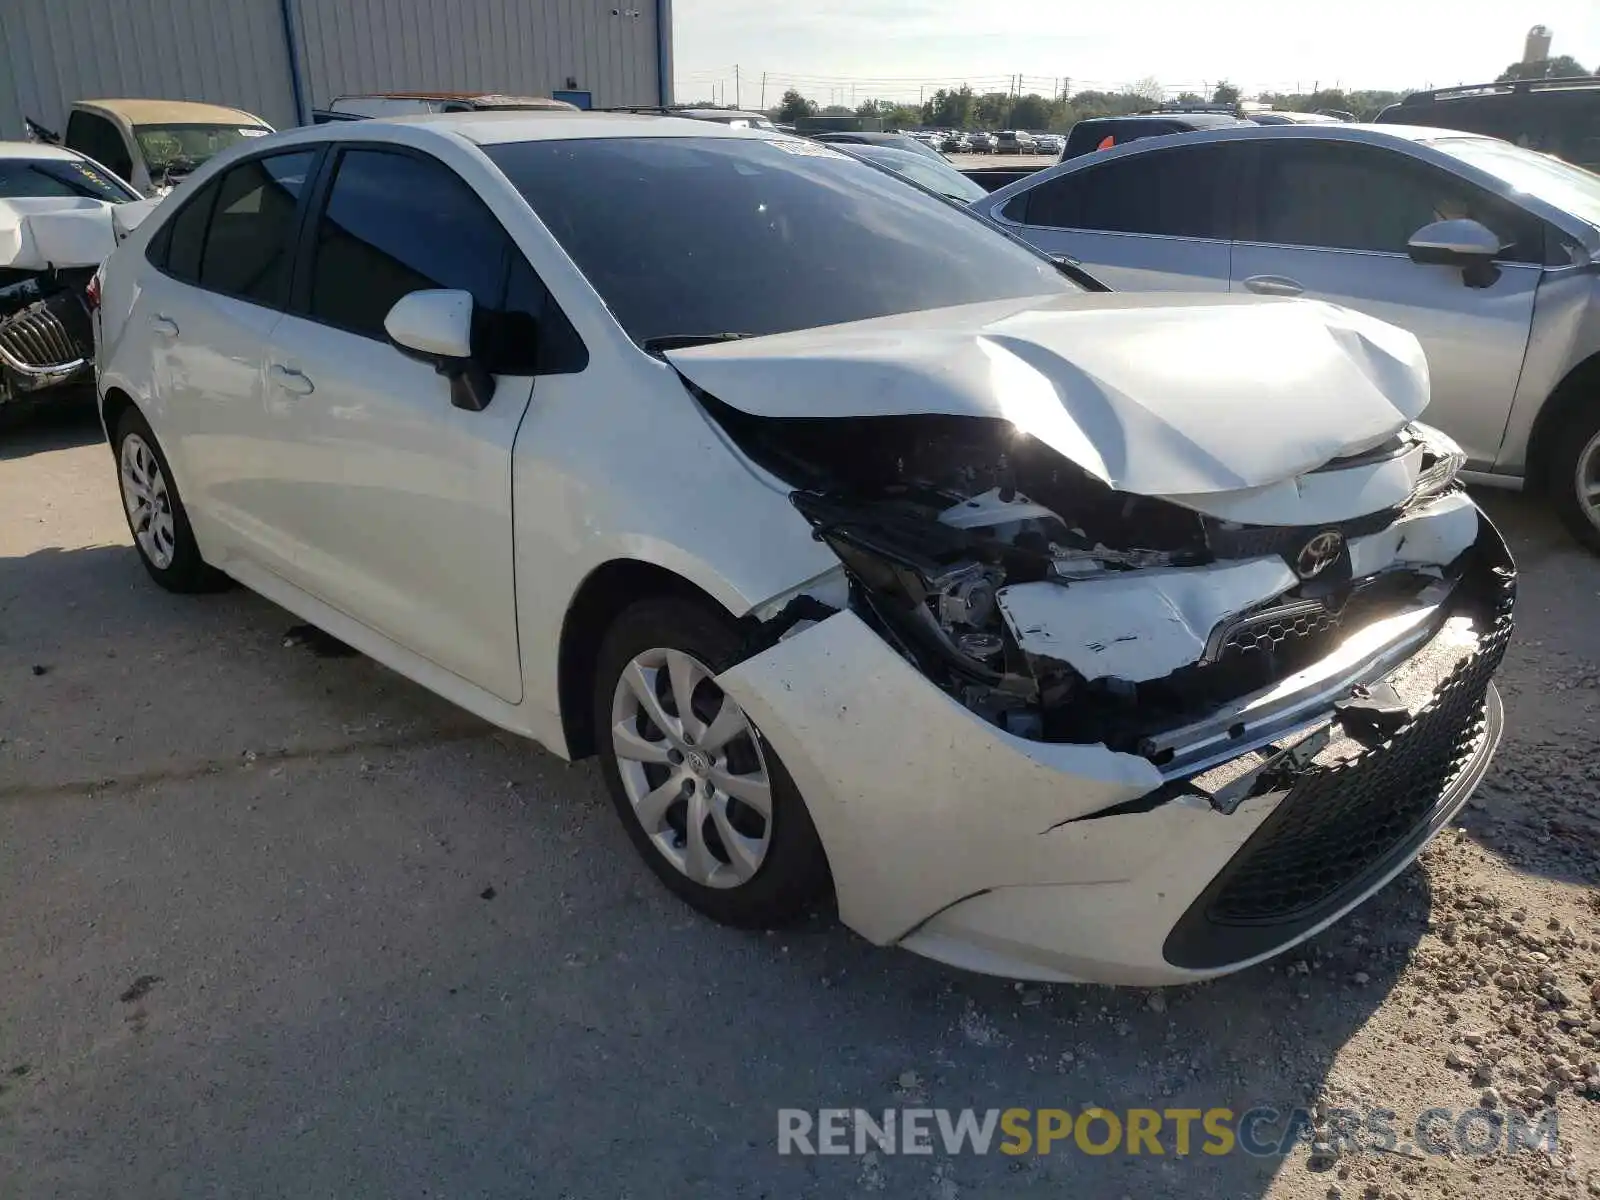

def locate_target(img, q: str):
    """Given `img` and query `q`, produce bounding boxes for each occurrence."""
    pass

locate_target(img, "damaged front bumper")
[716,512,1513,985]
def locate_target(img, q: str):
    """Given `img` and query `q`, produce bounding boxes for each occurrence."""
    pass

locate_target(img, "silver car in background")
[973,123,1600,550]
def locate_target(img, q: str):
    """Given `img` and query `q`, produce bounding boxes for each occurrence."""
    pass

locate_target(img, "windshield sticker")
[764,138,849,159]
[239,127,270,137]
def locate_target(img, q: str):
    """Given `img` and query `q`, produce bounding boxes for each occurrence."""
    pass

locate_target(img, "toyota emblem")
[1295,530,1345,580]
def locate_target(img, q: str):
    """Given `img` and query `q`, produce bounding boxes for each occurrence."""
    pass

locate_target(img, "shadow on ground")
[0,391,101,460]
[1456,490,1600,892]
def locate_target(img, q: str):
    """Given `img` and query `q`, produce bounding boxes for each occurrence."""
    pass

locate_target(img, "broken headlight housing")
[1407,421,1467,505]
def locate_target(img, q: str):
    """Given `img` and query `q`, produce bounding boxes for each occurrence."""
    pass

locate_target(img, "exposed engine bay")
[704,394,1478,758]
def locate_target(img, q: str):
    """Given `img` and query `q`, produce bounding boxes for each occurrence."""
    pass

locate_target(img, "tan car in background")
[60,99,274,196]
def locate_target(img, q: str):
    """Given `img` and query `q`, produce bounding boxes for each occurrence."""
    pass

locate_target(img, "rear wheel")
[114,407,227,592]
[593,597,829,928]
[1547,404,1600,554]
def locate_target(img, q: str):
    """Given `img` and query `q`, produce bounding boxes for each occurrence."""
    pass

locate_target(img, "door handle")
[1243,275,1305,297]
[150,315,179,336]
[269,364,315,396]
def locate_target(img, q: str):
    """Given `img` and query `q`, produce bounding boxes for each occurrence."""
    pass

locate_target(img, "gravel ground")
[944,152,1056,170]
[2,406,1597,1199]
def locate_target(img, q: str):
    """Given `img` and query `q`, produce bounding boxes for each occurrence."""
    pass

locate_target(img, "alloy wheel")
[610,647,773,889]
[119,433,176,569]
[1575,428,1600,535]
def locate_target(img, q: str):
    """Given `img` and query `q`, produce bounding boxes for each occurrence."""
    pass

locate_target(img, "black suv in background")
[1375,76,1600,171]
[1060,111,1249,159]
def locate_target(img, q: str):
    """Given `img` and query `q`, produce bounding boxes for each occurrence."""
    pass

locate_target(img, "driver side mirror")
[384,289,496,411]
[1407,219,1504,288]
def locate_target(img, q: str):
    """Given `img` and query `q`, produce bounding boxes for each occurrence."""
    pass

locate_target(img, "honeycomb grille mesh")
[1204,606,1511,926]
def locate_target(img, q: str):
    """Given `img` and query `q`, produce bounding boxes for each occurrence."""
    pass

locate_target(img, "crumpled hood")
[0,196,118,270]
[667,293,1430,497]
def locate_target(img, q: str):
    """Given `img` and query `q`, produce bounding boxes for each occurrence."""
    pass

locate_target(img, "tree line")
[763,54,1589,132]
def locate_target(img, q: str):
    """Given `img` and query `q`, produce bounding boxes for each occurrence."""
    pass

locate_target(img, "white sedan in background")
[94,113,1512,984]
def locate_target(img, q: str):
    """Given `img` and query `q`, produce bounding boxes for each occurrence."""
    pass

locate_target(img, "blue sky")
[672,1,1600,107]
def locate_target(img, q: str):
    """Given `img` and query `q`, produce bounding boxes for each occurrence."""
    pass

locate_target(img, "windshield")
[849,145,988,203]
[486,136,1071,346]
[0,157,137,202]
[133,123,269,178]
[1432,136,1600,230]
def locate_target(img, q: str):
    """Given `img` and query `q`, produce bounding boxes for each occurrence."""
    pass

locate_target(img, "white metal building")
[0,0,673,138]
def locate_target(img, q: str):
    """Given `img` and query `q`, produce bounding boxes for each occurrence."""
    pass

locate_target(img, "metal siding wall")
[0,0,298,137]
[290,0,661,110]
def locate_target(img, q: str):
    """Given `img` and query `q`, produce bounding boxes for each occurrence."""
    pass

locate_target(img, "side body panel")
[1496,266,1600,475]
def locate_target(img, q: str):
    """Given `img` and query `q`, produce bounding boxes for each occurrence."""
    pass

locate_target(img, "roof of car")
[75,98,269,126]
[673,108,772,120]
[0,141,83,161]
[335,91,577,111]
[1397,76,1600,104]
[1073,121,1486,148]
[361,110,767,145]
[813,131,915,144]
[1076,112,1244,129]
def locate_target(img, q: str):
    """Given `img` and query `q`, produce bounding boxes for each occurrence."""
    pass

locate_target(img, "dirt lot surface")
[946,151,1054,172]
[2,406,1598,1199]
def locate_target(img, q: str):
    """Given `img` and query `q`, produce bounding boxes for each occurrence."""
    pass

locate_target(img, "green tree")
[1069,89,1146,119]
[1175,91,1204,105]
[925,85,976,129]
[1211,80,1241,106]
[1498,55,1587,82]
[1010,94,1053,130]
[973,91,1010,128]
[776,89,816,125]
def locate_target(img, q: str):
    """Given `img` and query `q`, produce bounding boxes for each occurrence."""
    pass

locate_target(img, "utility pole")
[735,64,741,110]
[761,71,767,109]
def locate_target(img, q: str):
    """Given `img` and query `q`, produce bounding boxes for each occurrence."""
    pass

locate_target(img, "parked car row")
[85,110,1514,988]
[916,129,1060,155]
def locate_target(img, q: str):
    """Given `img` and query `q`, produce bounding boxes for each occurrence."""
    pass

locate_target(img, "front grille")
[1209,599,1342,665]
[1206,624,1505,924]
[0,293,89,371]
[1163,533,1514,970]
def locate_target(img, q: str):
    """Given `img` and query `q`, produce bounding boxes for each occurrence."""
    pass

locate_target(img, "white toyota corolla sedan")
[93,112,1514,985]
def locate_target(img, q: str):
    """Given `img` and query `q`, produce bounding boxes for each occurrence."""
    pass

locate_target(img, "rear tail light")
[84,272,101,313]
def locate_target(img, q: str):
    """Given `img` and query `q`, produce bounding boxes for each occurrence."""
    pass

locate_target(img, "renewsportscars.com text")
[778,1105,1559,1159]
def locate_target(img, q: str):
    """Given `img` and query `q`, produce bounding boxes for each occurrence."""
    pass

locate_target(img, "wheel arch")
[1524,350,1600,494]
[556,559,742,761]
[99,385,138,451]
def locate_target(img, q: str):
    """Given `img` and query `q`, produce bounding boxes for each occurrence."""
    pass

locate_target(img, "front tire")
[1547,404,1600,554]
[593,597,830,928]
[114,407,227,592]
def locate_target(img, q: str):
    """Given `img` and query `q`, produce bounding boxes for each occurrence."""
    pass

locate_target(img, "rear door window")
[196,151,317,305]
[159,180,220,280]
[1018,144,1234,239]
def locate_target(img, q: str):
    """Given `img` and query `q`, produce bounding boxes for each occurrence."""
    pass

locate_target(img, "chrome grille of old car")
[0,296,87,372]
